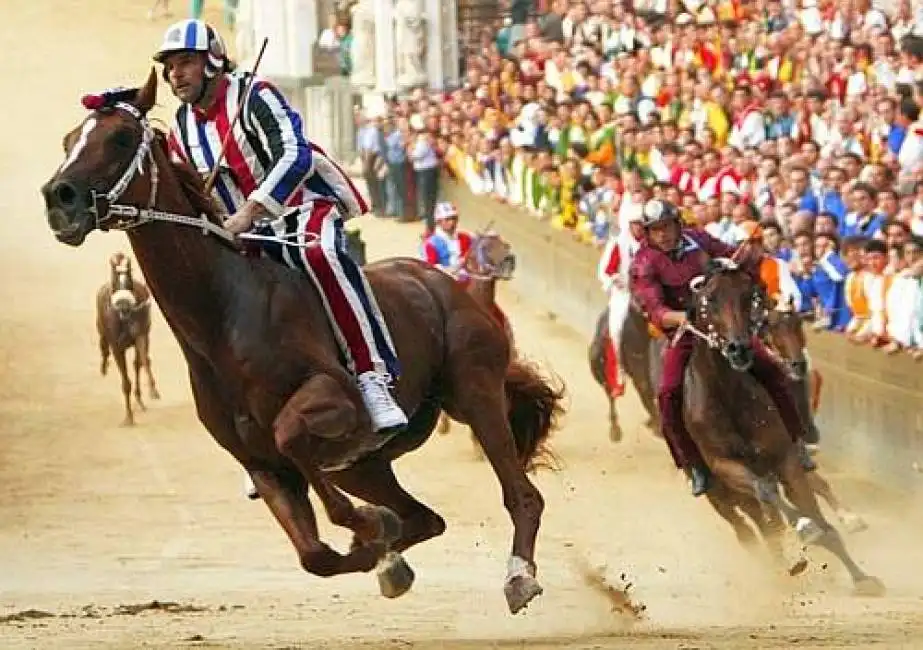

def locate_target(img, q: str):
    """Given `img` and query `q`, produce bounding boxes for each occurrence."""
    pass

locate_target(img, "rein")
[90,102,317,250]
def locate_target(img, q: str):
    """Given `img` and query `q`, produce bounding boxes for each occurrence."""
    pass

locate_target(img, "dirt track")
[2,2,923,648]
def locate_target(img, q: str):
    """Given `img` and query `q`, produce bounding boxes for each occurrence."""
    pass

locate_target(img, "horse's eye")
[111,130,135,150]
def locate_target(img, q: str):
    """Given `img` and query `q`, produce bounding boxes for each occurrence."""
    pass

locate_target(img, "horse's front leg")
[132,347,146,412]
[112,347,134,426]
[273,374,399,577]
[135,333,160,401]
[98,332,110,376]
[805,471,868,533]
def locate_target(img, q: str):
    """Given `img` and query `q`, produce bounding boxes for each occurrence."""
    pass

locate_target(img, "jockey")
[597,209,645,397]
[420,202,474,277]
[154,19,406,435]
[629,199,817,497]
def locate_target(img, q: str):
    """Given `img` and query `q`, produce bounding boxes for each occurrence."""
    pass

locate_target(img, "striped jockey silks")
[169,72,397,378]
[168,72,368,219]
[253,201,400,378]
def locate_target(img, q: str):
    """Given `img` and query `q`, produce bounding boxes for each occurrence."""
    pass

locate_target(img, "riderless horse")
[438,230,517,438]
[42,71,564,614]
[96,251,160,425]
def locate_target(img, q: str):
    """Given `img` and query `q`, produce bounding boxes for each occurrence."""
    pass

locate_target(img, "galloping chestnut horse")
[96,251,160,425]
[41,70,564,614]
[438,231,517,437]
[678,258,882,594]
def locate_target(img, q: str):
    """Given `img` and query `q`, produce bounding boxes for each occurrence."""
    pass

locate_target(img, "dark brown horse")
[678,258,882,594]
[41,70,564,614]
[438,230,517,437]
[763,303,868,534]
[96,250,160,425]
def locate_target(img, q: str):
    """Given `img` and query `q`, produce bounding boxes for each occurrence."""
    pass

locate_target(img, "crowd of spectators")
[351,0,923,359]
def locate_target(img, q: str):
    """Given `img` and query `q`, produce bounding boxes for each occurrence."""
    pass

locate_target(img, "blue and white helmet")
[153,19,228,77]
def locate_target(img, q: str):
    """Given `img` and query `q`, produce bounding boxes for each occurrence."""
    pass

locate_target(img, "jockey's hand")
[224,200,266,236]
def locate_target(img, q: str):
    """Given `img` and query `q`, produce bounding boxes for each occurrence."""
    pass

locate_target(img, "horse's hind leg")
[135,334,160,400]
[608,396,623,442]
[332,457,447,597]
[777,453,884,595]
[112,348,134,426]
[806,471,868,533]
[453,371,545,614]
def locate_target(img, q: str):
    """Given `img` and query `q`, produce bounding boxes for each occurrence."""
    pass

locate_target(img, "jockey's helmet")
[641,199,680,229]
[153,19,229,79]
[434,202,460,222]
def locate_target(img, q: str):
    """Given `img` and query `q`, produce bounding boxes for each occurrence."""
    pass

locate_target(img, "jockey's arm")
[630,256,685,331]
[245,81,314,217]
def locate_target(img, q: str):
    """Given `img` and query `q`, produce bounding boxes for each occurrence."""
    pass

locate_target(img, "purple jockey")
[628,200,817,497]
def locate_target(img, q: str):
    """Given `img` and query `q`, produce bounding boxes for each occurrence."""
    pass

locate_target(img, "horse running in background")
[588,303,659,442]
[672,258,882,594]
[96,251,159,425]
[42,71,564,615]
[438,230,517,437]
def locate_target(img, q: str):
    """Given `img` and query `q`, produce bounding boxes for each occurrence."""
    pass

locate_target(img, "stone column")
[423,0,443,90]
[373,0,397,94]
[441,0,460,89]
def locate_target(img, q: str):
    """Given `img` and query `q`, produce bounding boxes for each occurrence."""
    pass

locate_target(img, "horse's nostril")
[54,181,79,208]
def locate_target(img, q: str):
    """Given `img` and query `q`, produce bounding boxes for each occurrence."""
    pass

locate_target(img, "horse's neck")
[467,276,497,306]
[125,174,242,352]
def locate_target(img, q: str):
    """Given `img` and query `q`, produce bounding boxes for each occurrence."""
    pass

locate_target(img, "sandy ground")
[3,1,923,648]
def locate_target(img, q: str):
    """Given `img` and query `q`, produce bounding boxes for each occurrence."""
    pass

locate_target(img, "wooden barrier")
[442,176,923,491]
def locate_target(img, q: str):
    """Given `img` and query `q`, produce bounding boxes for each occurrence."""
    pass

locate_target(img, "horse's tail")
[504,358,566,472]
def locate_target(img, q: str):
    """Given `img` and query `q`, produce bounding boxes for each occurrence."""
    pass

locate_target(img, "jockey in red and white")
[597,207,644,397]
[420,202,474,276]
[154,19,406,436]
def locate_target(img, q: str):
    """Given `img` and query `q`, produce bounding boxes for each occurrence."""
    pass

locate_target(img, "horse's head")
[41,68,159,247]
[465,230,516,280]
[108,251,137,319]
[764,298,809,381]
[688,257,768,372]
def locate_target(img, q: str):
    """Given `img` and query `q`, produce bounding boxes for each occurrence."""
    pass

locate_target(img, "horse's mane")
[151,129,224,227]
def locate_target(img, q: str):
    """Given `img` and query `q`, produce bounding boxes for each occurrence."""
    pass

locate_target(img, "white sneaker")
[357,372,408,433]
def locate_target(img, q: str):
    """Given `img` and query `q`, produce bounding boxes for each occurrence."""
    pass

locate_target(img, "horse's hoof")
[100,364,108,376]
[853,575,886,597]
[150,388,161,400]
[135,398,147,411]
[795,517,825,546]
[609,422,623,443]
[840,512,869,534]
[504,573,544,614]
[357,504,402,547]
[120,418,134,428]
[377,551,415,599]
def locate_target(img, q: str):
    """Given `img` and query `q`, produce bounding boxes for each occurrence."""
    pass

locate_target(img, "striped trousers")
[254,200,401,378]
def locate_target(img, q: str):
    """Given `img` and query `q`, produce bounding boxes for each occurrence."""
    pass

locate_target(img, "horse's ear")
[133,67,158,115]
